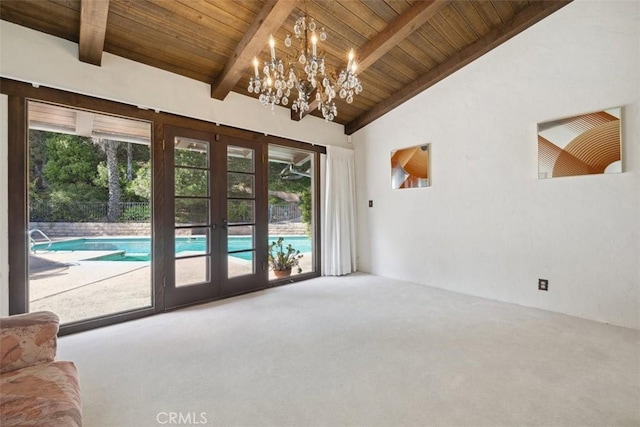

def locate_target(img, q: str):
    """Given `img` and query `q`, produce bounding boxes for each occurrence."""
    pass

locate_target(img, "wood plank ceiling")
[0,0,572,135]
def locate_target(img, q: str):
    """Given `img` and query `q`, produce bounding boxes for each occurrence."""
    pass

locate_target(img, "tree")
[28,130,49,195]
[299,189,312,224]
[126,143,133,181]
[43,134,103,186]
[94,138,122,222]
[127,162,151,200]
[28,132,107,222]
[28,131,152,222]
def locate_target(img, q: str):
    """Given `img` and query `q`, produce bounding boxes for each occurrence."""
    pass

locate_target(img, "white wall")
[353,0,640,329]
[0,20,347,148]
[0,21,349,315]
[0,95,8,316]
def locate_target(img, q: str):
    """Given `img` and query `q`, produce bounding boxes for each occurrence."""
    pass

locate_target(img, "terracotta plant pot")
[273,268,292,278]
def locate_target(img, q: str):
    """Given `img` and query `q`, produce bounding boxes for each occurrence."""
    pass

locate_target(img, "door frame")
[2,78,325,335]
[163,126,270,309]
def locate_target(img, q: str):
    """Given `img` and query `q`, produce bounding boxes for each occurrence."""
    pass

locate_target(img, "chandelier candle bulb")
[269,36,276,61]
[253,57,259,78]
[312,33,317,57]
[347,49,354,70]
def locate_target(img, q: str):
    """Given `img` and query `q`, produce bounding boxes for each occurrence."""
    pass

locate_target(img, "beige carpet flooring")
[57,273,639,427]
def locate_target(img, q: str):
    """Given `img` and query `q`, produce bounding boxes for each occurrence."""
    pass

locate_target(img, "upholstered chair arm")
[0,311,59,373]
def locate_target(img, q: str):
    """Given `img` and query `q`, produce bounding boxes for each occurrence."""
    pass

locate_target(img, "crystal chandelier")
[247,14,363,122]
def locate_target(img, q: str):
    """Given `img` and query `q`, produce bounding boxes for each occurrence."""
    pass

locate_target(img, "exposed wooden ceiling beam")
[357,0,450,72]
[79,0,110,66]
[211,0,298,100]
[345,0,573,135]
[293,0,448,122]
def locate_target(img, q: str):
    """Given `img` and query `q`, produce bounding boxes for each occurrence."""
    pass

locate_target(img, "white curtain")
[322,145,357,276]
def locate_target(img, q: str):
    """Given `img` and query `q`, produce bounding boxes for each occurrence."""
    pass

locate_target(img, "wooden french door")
[164,126,267,309]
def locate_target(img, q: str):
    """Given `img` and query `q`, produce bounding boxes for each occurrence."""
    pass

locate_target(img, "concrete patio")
[29,246,313,324]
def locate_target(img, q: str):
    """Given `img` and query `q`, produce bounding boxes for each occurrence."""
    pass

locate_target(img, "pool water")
[33,236,311,262]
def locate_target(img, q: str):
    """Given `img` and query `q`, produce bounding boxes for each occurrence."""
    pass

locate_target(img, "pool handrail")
[29,229,52,252]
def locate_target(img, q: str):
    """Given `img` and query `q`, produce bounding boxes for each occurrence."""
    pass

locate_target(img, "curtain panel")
[322,146,357,276]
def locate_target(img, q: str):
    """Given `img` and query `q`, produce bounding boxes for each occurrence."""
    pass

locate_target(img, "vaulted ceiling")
[0,0,572,134]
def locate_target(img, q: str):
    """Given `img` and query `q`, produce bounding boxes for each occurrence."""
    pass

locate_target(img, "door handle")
[222,219,228,229]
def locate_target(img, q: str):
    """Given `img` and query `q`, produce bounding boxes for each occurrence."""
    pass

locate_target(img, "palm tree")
[94,138,121,222]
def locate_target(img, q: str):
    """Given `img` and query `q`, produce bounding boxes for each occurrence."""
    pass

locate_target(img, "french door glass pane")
[175,168,209,197]
[175,138,209,168]
[228,225,255,278]
[228,254,254,278]
[175,198,210,226]
[228,200,254,224]
[227,148,254,172]
[175,229,209,258]
[227,173,254,198]
[176,256,210,287]
[228,227,254,253]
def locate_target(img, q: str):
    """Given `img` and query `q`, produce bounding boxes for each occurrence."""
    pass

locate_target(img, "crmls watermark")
[156,412,208,425]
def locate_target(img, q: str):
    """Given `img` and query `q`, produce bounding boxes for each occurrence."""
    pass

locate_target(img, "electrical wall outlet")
[538,279,549,291]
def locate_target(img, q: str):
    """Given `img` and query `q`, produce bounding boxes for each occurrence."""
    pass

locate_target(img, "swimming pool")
[32,236,311,262]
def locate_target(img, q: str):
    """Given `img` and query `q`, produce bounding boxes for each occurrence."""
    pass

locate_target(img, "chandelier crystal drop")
[247,14,362,122]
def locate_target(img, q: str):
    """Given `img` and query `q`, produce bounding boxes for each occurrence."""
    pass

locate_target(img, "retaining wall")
[30,222,151,237]
[30,222,308,238]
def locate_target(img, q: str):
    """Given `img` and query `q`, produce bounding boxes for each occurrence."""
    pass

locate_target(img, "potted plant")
[268,237,303,278]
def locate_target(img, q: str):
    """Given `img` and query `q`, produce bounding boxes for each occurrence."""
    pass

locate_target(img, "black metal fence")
[269,204,301,223]
[30,200,151,223]
[30,200,301,223]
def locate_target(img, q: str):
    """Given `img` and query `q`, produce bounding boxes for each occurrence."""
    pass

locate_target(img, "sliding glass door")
[27,101,153,325]
[267,144,317,279]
